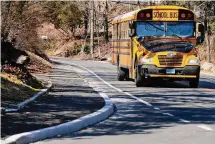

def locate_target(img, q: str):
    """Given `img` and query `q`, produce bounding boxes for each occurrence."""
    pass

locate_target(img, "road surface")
[36,57,215,144]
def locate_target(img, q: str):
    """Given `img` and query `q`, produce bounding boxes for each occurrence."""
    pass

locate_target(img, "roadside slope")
[1,62,105,138]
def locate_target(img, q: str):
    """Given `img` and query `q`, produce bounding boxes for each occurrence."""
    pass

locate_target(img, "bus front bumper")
[138,65,200,79]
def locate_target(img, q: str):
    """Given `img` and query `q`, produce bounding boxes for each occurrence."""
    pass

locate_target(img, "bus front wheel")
[117,66,126,81]
[135,65,143,87]
[189,78,199,88]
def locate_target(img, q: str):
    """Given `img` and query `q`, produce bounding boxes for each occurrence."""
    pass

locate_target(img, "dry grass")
[27,51,53,73]
[1,72,41,104]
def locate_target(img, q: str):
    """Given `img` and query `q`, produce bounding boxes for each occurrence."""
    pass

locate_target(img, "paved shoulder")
[1,63,105,138]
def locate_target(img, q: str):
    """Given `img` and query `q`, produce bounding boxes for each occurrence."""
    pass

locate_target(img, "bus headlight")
[140,58,153,64]
[188,58,199,64]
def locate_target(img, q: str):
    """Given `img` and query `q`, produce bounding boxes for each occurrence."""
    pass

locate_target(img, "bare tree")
[90,1,94,57]
[104,0,109,43]
[95,2,101,57]
[83,1,89,37]
[1,1,46,52]
[80,1,89,54]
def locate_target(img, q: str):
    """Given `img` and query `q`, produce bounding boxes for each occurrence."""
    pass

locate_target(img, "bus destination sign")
[153,10,178,21]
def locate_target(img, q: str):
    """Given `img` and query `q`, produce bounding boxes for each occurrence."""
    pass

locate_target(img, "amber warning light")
[137,9,152,20]
[181,13,186,18]
[139,13,144,18]
[146,13,151,18]
[179,9,194,20]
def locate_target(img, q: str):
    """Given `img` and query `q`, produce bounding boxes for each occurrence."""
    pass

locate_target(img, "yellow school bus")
[111,5,204,88]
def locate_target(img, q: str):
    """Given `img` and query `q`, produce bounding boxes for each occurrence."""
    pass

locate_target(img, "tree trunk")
[205,33,210,63]
[84,2,89,37]
[204,17,210,63]
[90,1,94,57]
[104,0,109,43]
[97,19,100,57]
[81,35,88,54]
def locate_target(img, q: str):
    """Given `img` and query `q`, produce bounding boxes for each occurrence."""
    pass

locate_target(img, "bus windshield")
[136,22,194,37]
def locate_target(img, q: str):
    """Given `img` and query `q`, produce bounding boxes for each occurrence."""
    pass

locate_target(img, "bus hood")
[141,39,194,53]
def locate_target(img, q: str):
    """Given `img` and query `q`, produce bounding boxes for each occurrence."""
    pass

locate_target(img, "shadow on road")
[59,69,215,139]
[31,59,215,142]
[1,65,105,138]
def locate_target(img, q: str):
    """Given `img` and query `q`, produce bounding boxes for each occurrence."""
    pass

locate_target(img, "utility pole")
[90,1,94,58]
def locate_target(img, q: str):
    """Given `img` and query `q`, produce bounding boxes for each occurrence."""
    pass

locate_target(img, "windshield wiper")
[147,22,165,32]
[170,33,191,45]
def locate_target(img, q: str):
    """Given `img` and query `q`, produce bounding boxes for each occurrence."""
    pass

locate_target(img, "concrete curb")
[3,65,114,144]
[3,81,53,113]
[200,71,215,77]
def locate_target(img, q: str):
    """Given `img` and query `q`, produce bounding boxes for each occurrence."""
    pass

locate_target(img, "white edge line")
[179,119,190,123]
[154,107,160,110]
[162,113,174,117]
[69,61,154,108]
[197,125,213,131]
[64,60,194,125]
[68,60,215,133]
[3,67,114,144]
[5,109,18,113]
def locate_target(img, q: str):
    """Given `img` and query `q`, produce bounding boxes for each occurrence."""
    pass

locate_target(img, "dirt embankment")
[36,4,132,60]
[1,40,53,105]
[37,22,112,60]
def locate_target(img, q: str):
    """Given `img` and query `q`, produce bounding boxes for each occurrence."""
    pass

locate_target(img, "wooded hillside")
[1,1,215,62]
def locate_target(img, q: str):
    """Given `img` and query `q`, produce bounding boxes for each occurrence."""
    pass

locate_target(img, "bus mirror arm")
[129,32,135,38]
[129,21,135,29]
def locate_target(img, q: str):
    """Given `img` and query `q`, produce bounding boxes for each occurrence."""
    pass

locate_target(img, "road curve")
[36,57,215,144]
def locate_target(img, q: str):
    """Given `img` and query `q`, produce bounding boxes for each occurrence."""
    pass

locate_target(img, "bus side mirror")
[198,23,204,32]
[129,21,134,29]
[129,21,136,38]
[197,23,205,44]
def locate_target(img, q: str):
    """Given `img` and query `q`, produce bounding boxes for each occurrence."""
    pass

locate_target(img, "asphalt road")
[36,57,215,144]
[1,63,104,138]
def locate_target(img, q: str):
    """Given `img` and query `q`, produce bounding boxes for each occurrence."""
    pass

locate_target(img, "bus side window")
[118,23,121,40]
[114,24,118,39]
[125,22,130,39]
[112,24,115,39]
[121,22,125,39]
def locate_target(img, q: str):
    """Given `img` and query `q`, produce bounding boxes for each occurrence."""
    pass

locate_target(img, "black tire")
[135,64,143,87]
[117,66,126,81]
[189,78,199,88]
[124,68,130,81]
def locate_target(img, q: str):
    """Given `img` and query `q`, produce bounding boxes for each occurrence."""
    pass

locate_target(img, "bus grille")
[158,55,183,66]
